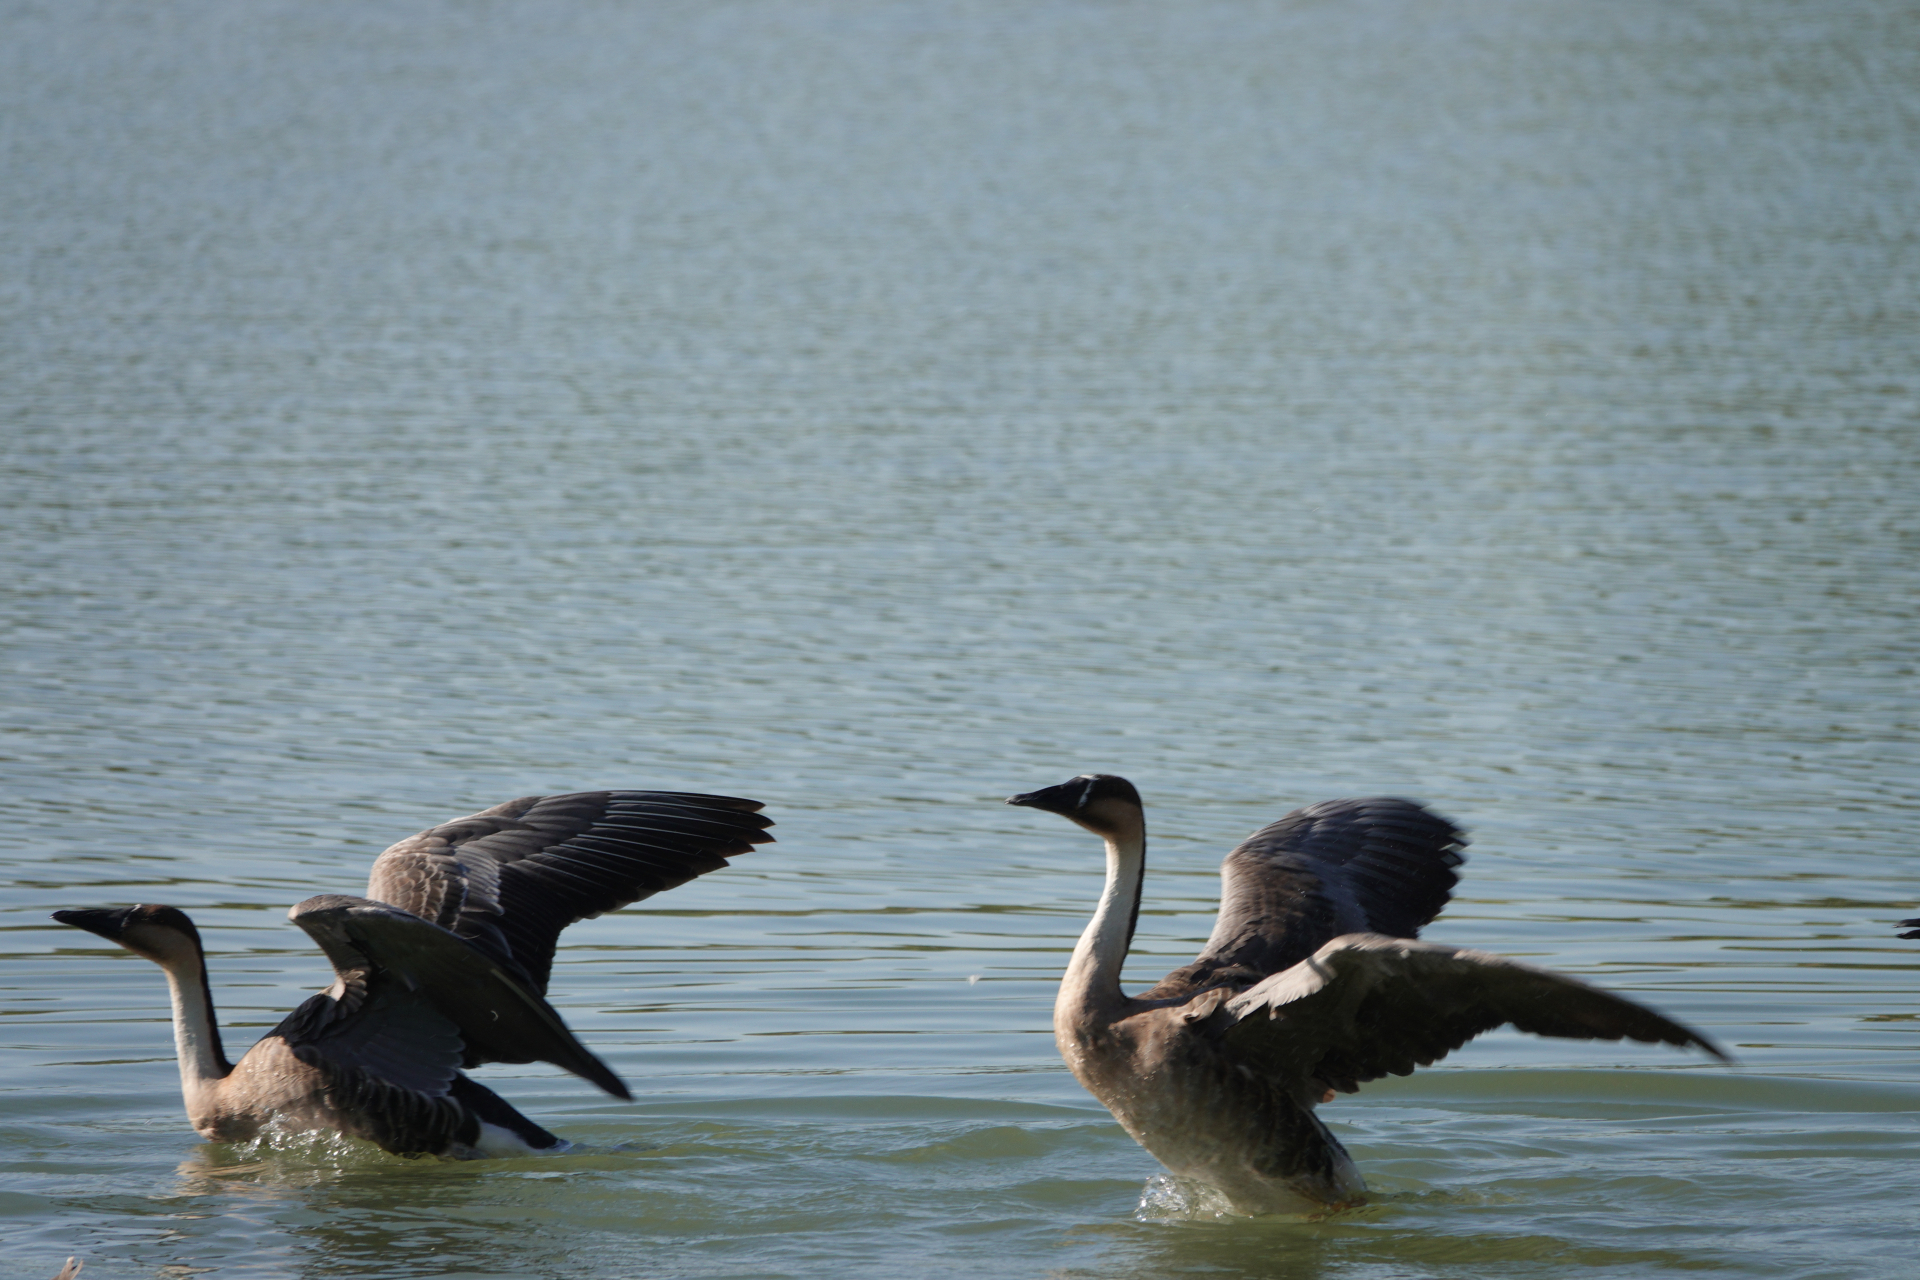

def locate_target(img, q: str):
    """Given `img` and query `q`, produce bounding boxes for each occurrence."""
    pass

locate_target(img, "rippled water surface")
[4,2,1918,1277]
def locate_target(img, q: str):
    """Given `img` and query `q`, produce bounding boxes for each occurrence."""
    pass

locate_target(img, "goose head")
[1007,774,1145,842]
[53,905,205,967]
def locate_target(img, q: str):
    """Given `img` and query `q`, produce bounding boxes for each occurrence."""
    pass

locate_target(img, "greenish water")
[3,2,1917,1277]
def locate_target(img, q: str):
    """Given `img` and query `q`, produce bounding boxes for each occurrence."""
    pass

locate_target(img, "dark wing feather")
[1141,798,1465,1000]
[1215,934,1728,1094]
[290,894,630,1098]
[364,790,774,993]
[271,982,477,1155]
[305,1068,474,1156]
[276,977,465,1098]
[1897,916,1920,940]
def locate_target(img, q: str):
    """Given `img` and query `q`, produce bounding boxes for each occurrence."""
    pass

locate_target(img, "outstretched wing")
[290,894,630,1098]
[365,790,774,992]
[1213,933,1728,1094]
[1141,798,1465,1000]
[1897,915,1920,940]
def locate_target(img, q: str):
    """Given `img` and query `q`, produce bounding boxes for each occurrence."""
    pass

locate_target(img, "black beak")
[1006,780,1086,816]
[52,907,139,942]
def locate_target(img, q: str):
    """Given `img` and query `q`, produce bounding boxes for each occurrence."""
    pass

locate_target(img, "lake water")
[3,2,1917,1277]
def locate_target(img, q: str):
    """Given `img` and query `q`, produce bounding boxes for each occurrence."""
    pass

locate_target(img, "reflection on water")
[4,0,1919,1276]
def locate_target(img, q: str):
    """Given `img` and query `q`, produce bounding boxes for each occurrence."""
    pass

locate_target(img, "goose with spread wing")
[1007,774,1726,1214]
[53,790,773,1158]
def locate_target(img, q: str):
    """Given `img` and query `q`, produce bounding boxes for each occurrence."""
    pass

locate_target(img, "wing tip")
[1680,1029,1735,1065]
[582,1059,633,1100]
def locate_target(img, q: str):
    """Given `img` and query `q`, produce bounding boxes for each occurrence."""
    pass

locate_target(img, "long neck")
[1056,825,1145,1024]
[156,942,233,1110]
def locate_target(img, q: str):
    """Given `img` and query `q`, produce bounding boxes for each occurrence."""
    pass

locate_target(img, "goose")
[1007,774,1727,1214]
[53,789,773,1158]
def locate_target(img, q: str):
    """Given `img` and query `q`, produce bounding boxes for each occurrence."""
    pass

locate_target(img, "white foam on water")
[1134,1173,1244,1222]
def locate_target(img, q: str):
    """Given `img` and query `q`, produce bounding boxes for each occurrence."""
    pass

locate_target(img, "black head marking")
[1006,774,1142,817]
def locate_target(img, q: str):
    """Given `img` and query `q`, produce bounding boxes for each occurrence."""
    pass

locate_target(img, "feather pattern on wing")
[1211,934,1730,1095]
[1140,798,1466,1000]
[365,791,774,993]
[306,1059,477,1155]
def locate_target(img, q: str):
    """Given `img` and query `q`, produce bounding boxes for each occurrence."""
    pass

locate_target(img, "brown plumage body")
[1059,989,1360,1208]
[1011,774,1727,1214]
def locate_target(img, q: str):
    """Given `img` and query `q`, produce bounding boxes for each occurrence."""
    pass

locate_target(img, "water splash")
[1134,1174,1243,1221]
[225,1123,410,1168]
[1135,1174,1374,1223]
